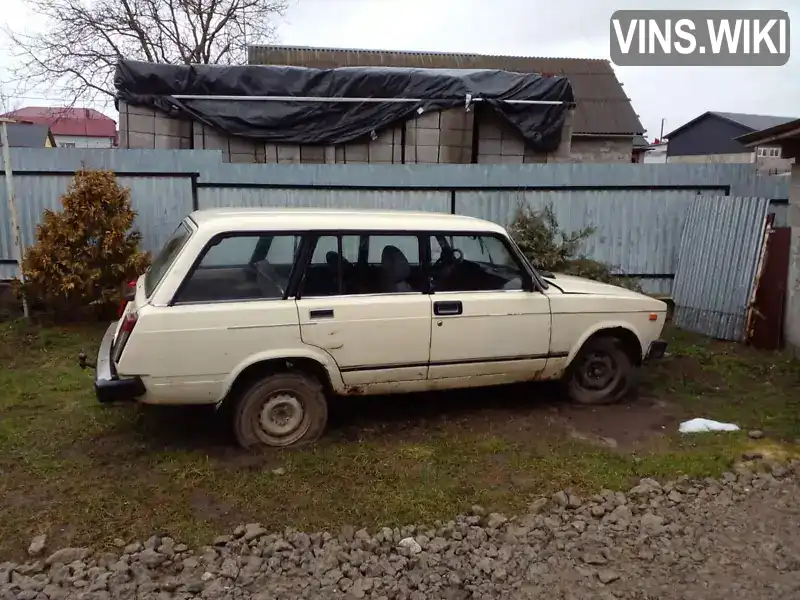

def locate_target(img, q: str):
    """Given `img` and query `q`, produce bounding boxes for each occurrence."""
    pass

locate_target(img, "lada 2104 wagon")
[81,208,668,448]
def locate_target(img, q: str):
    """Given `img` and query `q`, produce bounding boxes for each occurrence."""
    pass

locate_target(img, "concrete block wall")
[118,101,604,164]
[568,137,635,163]
[476,111,546,164]
[118,101,191,149]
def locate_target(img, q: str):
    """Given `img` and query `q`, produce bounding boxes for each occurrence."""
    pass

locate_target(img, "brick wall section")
[117,101,631,164]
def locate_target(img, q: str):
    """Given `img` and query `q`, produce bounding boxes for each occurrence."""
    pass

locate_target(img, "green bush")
[17,168,151,320]
[507,203,642,291]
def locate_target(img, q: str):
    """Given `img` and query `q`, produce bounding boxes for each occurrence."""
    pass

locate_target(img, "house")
[737,120,800,355]
[0,107,117,148]
[664,111,797,173]
[640,139,668,164]
[246,46,646,164]
[113,49,646,164]
[0,121,56,148]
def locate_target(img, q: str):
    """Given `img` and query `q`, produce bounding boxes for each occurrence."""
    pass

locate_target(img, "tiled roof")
[247,46,645,136]
[0,106,116,138]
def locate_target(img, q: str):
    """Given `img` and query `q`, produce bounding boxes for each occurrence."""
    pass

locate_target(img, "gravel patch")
[3,460,800,599]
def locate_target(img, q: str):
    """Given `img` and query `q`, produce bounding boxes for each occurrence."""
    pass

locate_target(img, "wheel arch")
[566,322,644,369]
[219,350,343,409]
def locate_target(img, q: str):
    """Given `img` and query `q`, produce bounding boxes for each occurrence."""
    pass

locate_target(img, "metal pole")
[171,94,566,105]
[0,119,29,318]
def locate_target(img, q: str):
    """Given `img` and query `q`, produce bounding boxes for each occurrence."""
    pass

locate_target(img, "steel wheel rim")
[577,351,618,391]
[255,391,309,446]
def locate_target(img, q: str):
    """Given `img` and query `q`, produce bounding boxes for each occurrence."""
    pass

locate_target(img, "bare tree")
[0,83,21,114]
[3,0,290,107]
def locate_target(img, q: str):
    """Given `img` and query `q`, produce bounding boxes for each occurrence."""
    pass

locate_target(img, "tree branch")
[3,0,288,106]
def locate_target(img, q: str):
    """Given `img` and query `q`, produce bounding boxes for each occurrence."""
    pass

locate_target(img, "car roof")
[187,207,507,234]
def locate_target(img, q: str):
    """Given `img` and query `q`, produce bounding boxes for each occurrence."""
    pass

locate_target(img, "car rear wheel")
[232,372,328,448]
[565,337,633,406]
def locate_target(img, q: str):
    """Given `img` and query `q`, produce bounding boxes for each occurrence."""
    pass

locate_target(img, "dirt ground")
[1,322,798,560]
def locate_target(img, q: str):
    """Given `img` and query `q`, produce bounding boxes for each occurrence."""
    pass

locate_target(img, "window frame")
[425,231,538,294]
[169,231,310,306]
[295,231,429,300]
[144,219,195,300]
[294,229,543,299]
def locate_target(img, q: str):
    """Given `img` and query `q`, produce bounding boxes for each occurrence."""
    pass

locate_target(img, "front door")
[296,233,433,386]
[426,233,552,382]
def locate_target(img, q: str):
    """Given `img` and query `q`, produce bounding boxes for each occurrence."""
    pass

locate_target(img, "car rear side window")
[144,222,193,298]
[174,234,302,304]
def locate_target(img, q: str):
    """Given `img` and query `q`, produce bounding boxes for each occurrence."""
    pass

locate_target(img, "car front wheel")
[565,337,633,406]
[232,372,328,448]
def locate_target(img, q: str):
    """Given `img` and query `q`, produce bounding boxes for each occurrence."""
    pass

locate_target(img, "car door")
[426,233,553,383]
[295,233,433,387]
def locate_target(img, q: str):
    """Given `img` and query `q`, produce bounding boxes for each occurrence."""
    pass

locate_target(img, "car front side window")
[428,233,526,292]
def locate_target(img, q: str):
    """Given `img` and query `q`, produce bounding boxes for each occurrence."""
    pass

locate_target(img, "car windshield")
[144,221,193,298]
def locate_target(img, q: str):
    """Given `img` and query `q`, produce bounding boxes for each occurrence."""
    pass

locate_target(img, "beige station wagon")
[82,208,668,448]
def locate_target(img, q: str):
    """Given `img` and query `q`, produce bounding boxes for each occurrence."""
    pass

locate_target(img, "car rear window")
[144,221,193,298]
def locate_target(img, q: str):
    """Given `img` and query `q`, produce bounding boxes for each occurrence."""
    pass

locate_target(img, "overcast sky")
[2,0,798,140]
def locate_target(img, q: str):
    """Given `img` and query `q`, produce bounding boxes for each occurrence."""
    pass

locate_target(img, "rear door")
[426,233,552,383]
[295,233,433,386]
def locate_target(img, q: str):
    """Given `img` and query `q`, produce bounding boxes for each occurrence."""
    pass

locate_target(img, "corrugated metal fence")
[672,196,772,341]
[0,149,791,295]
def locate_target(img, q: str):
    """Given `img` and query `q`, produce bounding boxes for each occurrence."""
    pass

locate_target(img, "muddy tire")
[232,372,328,449]
[565,336,633,406]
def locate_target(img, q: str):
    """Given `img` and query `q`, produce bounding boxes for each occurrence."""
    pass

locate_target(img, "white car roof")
[188,207,508,235]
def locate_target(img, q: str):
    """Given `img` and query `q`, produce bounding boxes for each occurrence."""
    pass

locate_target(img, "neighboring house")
[245,46,646,164]
[665,111,797,173]
[0,107,117,148]
[0,121,56,148]
[642,139,669,164]
[737,118,800,354]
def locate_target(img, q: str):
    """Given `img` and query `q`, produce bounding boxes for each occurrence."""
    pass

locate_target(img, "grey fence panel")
[199,162,789,198]
[672,195,771,342]
[456,189,697,276]
[0,174,193,279]
[197,186,451,213]
[7,147,221,174]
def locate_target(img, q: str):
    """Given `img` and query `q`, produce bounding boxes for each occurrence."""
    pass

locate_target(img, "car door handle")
[433,300,462,316]
[309,309,334,319]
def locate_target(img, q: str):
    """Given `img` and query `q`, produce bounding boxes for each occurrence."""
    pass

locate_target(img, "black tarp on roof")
[114,59,576,152]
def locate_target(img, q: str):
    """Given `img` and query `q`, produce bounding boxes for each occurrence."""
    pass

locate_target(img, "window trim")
[169,231,309,306]
[168,228,544,305]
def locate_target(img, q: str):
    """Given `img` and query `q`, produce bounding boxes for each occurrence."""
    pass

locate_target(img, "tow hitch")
[78,351,96,370]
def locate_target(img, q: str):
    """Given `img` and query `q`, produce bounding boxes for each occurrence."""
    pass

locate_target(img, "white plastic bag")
[679,418,740,433]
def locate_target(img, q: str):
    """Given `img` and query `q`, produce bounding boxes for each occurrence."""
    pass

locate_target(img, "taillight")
[112,312,138,363]
[118,280,137,317]
[120,312,138,333]
[122,280,136,301]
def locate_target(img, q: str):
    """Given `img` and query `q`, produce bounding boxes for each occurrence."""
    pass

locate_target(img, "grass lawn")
[1,320,798,559]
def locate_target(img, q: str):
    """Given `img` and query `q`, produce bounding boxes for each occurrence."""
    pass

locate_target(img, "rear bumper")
[645,339,668,361]
[94,322,145,404]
